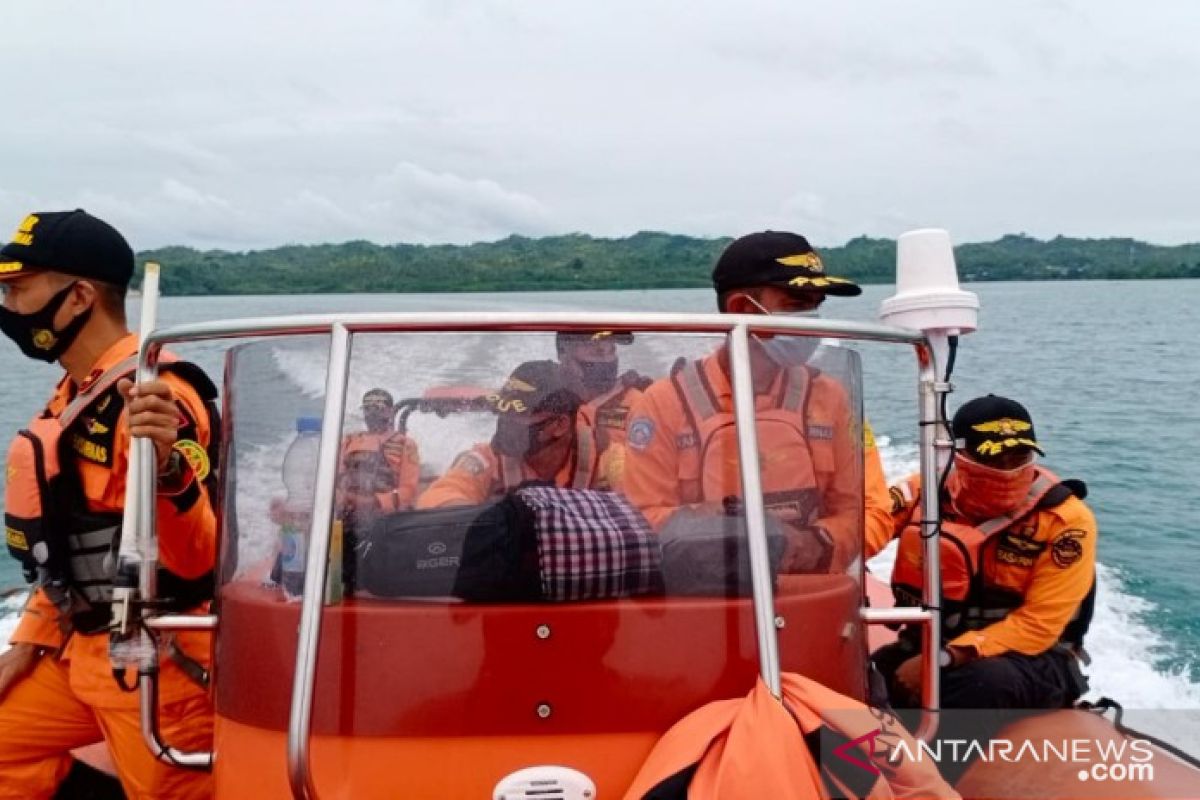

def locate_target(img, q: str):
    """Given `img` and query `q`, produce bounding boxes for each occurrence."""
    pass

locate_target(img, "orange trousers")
[0,656,213,800]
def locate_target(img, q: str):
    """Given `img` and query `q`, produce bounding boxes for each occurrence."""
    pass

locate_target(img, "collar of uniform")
[72,332,139,393]
[704,350,786,410]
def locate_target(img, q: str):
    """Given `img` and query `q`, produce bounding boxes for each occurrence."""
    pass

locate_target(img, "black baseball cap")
[490,360,581,417]
[952,394,1045,462]
[362,388,395,407]
[712,231,861,298]
[555,330,635,349]
[0,210,134,287]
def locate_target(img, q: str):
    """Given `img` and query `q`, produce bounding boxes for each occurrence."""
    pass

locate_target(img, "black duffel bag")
[355,495,542,602]
[355,486,663,602]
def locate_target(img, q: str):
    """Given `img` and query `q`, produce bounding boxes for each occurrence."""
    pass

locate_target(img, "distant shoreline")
[133,232,1200,295]
[132,274,1200,299]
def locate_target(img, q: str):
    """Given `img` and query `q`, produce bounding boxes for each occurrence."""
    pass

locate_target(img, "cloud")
[1,0,1198,248]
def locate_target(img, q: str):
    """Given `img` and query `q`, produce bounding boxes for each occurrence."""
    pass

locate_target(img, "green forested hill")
[136,232,1200,295]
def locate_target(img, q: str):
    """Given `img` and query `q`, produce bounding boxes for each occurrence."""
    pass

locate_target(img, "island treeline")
[137,233,1200,295]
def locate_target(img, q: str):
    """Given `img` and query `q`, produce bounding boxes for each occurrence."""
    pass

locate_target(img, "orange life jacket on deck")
[669,359,822,525]
[890,467,1093,643]
[4,354,218,634]
[623,672,960,800]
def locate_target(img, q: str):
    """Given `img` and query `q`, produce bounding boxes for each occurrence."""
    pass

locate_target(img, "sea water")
[1,281,1196,714]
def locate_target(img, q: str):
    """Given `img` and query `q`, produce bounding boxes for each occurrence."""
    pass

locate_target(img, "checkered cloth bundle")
[514,486,663,601]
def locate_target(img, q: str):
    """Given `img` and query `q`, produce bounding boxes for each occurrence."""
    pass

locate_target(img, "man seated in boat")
[338,388,421,523]
[417,360,620,508]
[555,329,651,491]
[870,394,1095,710]
[621,231,892,573]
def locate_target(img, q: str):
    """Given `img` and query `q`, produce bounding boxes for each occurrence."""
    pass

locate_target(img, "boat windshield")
[215,327,867,748]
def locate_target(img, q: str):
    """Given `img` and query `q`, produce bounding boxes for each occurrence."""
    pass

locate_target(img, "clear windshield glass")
[214,327,867,771]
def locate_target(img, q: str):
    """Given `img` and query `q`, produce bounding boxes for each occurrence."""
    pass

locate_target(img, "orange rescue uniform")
[417,422,615,509]
[622,351,890,569]
[578,382,642,452]
[876,471,1097,658]
[339,430,421,511]
[0,333,216,800]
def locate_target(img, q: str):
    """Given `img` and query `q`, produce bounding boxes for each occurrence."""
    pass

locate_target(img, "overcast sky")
[2,1,1198,250]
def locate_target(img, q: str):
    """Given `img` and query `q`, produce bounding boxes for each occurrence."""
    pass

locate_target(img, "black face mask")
[491,416,560,459]
[0,283,92,363]
[578,359,618,395]
[363,407,393,433]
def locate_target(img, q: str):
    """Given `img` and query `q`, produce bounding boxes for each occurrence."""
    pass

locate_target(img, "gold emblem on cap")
[32,329,56,350]
[972,418,1031,437]
[11,214,39,247]
[976,437,1039,457]
[502,377,537,393]
[0,261,23,274]
[776,252,824,273]
[787,275,853,289]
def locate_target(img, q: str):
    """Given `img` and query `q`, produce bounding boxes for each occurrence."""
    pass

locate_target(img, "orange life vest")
[890,467,1091,642]
[339,431,416,513]
[580,381,640,451]
[4,355,218,634]
[669,359,822,525]
[623,672,960,800]
[497,422,598,495]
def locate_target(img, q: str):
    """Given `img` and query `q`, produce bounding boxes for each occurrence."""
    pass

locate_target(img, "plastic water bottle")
[279,416,322,601]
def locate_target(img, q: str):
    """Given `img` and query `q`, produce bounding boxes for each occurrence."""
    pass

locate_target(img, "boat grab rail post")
[728,324,783,697]
[285,323,352,800]
[133,340,214,770]
[917,346,945,740]
[857,343,944,742]
[129,311,934,796]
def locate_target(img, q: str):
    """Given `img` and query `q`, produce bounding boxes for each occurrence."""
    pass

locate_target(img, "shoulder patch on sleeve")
[451,451,488,476]
[888,481,914,514]
[863,420,876,449]
[627,417,656,451]
[173,439,211,481]
[1050,529,1087,568]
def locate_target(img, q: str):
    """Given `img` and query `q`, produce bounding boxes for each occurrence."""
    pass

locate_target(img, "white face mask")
[740,295,822,366]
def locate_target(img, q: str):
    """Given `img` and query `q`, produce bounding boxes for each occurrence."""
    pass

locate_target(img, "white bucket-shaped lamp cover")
[880,228,979,380]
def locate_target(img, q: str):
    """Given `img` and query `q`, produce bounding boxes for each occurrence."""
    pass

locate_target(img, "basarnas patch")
[627,417,655,450]
[173,439,210,481]
[1050,529,1086,568]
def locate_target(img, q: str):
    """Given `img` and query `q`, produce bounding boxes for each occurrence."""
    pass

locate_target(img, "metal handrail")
[286,324,352,800]
[858,348,945,742]
[916,354,946,740]
[130,343,216,770]
[728,324,783,697]
[128,311,936,797]
[137,310,927,347]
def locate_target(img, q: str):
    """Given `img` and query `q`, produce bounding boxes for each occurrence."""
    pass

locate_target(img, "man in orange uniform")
[0,211,217,799]
[555,330,649,489]
[418,360,617,508]
[556,330,649,450]
[622,231,892,572]
[871,395,1095,709]
[338,388,421,517]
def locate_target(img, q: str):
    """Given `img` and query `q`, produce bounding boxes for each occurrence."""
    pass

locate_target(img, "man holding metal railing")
[339,388,421,516]
[0,211,216,799]
[622,231,893,574]
[871,395,1095,710]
